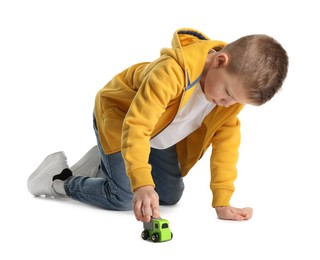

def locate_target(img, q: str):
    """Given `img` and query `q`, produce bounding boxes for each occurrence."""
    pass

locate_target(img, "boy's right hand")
[133,185,160,222]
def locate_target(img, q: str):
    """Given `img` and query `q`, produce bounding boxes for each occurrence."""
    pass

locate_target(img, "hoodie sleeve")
[210,115,241,207]
[121,58,184,191]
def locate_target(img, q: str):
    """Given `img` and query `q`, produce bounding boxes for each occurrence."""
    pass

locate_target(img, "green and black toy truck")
[141,218,173,242]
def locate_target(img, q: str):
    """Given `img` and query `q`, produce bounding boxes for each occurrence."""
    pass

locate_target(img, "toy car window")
[162,223,168,229]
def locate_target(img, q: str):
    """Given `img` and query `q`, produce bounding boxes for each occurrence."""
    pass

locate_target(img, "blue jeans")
[64,117,184,211]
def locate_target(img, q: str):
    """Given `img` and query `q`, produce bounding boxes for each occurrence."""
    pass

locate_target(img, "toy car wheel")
[171,232,173,239]
[151,233,159,242]
[141,230,149,240]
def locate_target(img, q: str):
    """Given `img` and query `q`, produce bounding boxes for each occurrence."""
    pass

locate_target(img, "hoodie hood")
[161,28,227,90]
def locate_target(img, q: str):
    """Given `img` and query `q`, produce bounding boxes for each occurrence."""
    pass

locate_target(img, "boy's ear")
[213,53,229,68]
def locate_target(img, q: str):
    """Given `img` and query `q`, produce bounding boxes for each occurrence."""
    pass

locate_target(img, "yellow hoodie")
[94,28,244,207]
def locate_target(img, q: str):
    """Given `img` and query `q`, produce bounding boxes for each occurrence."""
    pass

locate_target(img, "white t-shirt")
[150,83,215,149]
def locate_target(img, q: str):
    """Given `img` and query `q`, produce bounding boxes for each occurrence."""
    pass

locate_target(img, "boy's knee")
[160,195,181,206]
[158,184,184,206]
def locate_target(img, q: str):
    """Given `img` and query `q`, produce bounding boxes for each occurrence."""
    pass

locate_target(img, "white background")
[1,0,319,259]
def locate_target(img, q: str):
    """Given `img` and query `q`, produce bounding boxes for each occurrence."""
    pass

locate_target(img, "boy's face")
[201,53,250,107]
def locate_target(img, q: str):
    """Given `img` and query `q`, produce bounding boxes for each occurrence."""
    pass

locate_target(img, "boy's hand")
[133,185,160,222]
[215,206,253,221]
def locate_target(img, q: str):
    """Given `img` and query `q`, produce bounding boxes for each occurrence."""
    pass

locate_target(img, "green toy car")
[141,218,173,242]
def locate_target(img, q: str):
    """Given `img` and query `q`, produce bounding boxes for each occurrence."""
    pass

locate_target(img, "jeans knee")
[158,184,184,206]
[160,196,181,206]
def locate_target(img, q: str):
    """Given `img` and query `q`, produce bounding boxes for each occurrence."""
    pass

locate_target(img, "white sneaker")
[70,146,100,177]
[27,152,71,198]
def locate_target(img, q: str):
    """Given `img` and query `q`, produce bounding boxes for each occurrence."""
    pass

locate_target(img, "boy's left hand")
[215,206,253,221]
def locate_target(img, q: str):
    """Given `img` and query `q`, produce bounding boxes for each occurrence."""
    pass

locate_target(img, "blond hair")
[221,35,289,105]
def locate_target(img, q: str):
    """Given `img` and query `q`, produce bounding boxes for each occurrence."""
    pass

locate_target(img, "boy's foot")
[70,146,100,177]
[27,152,72,198]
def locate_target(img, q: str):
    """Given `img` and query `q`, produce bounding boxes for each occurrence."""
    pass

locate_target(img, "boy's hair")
[221,35,289,105]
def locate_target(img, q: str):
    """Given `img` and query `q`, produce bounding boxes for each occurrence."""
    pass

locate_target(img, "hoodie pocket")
[102,107,126,151]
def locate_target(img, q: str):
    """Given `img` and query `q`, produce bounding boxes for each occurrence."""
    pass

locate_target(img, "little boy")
[27,28,288,222]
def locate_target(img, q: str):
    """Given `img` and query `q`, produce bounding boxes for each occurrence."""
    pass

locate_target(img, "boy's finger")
[141,207,152,223]
[218,208,243,221]
[144,215,152,223]
[231,207,253,219]
[152,205,160,219]
[133,201,143,221]
[142,205,152,217]
[225,211,244,221]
